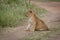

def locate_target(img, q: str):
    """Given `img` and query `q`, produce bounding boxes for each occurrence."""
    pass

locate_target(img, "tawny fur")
[25,10,49,32]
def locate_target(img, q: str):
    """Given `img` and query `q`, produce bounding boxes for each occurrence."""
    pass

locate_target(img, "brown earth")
[31,1,60,40]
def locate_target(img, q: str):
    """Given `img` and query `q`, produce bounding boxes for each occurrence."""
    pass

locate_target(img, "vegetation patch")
[0,0,47,28]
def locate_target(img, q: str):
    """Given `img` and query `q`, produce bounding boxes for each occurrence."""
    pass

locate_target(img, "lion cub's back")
[35,17,48,31]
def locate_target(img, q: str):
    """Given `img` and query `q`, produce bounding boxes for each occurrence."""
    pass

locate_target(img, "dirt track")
[31,1,60,26]
[0,1,60,40]
[31,1,60,40]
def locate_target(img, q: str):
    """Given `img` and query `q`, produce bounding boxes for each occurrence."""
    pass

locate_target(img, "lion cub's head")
[25,10,34,17]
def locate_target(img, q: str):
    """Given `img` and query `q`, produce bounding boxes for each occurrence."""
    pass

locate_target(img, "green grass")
[0,0,29,27]
[0,0,47,28]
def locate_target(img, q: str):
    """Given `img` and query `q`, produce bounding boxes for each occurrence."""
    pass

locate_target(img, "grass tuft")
[0,0,47,28]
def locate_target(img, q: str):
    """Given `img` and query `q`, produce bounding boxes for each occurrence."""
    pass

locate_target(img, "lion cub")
[25,10,49,32]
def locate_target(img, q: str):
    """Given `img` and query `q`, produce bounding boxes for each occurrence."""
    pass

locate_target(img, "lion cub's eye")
[29,10,32,13]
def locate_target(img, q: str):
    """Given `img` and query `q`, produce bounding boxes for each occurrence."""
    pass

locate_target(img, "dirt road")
[31,1,60,40]
[31,1,60,26]
[0,26,34,40]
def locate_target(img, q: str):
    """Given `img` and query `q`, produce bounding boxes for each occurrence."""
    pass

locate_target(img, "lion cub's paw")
[24,29,30,32]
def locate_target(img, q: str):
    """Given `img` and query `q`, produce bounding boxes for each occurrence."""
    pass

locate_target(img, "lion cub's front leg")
[30,22,36,32]
[25,18,36,32]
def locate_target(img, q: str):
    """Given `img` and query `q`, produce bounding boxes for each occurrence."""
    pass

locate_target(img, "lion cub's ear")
[29,10,32,13]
